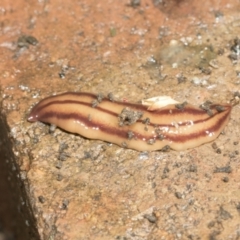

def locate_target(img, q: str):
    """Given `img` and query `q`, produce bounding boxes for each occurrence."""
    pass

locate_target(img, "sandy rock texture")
[0,0,240,239]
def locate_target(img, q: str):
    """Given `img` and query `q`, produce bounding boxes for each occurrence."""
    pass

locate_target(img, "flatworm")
[28,92,232,151]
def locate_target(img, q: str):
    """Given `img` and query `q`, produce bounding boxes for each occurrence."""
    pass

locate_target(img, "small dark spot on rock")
[235,203,240,214]
[145,55,158,66]
[207,220,215,228]
[17,35,38,48]
[55,161,62,169]
[217,48,224,55]
[212,142,218,149]
[49,124,57,133]
[38,196,45,203]
[56,174,63,181]
[108,92,114,101]
[229,150,239,158]
[93,193,101,201]
[143,55,166,81]
[200,101,213,116]
[218,206,232,220]
[188,199,195,205]
[200,67,212,75]
[109,27,117,37]
[32,137,39,144]
[231,38,240,54]
[189,164,197,172]
[83,151,92,159]
[229,37,240,62]
[173,162,182,168]
[214,10,223,19]
[177,74,187,84]
[175,192,182,199]
[161,173,168,179]
[214,165,232,173]
[234,91,240,98]
[229,53,238,61]
[61,199,69,210]
[152,0,163,7]
[58,152,70,161]
[163,166,170,174]
[222,176,229,182]
[158,26,169,38]
[58,72,65,79]
[209,230,221,239]
[25,35,38,45]
[129,0,141,7]
[143,213,157,223]
[78,31,84,36]
[59,142,69,152]
[115,236,128,240]
[216,148,222,154]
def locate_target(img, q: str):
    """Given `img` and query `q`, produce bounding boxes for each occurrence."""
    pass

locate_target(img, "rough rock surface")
[0,0,240,239]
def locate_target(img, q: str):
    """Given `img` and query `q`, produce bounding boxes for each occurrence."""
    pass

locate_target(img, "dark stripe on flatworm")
[29,98,231,128]
[31,92,223,116]
[37,106,230,144]
[30,100,117,120]
[39,99,215,115]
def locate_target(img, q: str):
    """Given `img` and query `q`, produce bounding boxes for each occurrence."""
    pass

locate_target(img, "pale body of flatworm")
[28,92,232,151]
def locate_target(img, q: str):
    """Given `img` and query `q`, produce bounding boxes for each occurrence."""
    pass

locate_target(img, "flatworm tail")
[28,92,232,151]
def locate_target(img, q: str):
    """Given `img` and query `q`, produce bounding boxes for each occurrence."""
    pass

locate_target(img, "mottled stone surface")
[1,0,240,239]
